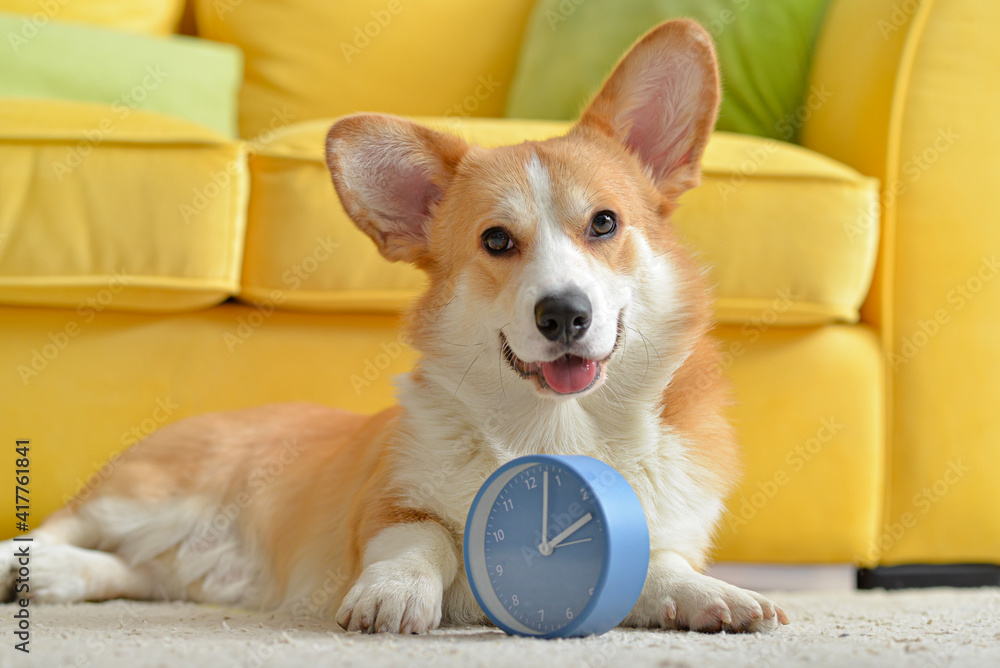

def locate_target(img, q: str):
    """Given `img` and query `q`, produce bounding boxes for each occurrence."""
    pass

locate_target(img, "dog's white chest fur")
[392,371,724,576]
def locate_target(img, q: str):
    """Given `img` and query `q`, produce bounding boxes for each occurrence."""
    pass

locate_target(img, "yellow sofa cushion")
[0,305,881,565]
[0,0,183,36]
[714,324,884,563]
[0,99,248,313]
[242,118,880,325]
[193,0,537,138]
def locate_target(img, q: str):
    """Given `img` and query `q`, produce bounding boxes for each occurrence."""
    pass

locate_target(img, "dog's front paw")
[662,578,789,633]
[336,560,443,634]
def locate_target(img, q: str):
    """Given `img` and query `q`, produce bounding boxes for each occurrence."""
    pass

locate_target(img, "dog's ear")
[326,114,468,265]
[577,20,720,198]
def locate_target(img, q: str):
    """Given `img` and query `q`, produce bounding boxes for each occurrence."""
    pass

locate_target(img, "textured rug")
[2,588,999,667]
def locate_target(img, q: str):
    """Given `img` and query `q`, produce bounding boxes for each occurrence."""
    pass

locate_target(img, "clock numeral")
[495,565,503,576]
[511,594,519,606]
[502,498,514,511]
[538,609,544,622]
[525,477,537,490]
[491,529,505,542]
[589,588,594,596]
[580,487,589,501]
[555,475,562,486]
[566,607,574,620]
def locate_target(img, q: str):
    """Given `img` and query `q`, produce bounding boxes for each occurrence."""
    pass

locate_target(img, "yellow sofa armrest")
[800,0,927,331]
[805,0,1000,565]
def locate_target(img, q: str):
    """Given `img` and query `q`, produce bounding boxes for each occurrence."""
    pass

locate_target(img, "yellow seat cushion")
[713,324,884,563]
[0,304,418,527]
[0,0,183,35]
[193,0,537,138]
[0,99,248,313]
[0,305,882,563]
[242,118,880,325]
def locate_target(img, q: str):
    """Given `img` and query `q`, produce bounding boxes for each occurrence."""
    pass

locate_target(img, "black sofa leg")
[857,564,1000,589]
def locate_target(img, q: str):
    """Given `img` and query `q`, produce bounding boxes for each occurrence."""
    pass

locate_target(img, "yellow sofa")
[1,0,994,575]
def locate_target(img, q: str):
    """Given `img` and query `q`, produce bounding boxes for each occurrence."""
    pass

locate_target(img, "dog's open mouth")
[504,347,601,394]
[500,322,621,395]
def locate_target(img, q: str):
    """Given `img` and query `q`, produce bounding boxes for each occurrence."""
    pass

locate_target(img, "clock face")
[478,461,605,635]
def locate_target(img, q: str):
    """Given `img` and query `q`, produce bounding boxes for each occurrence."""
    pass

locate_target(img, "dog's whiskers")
[441,339,483,347]
[602,380,627,412]
[629,325,650,381]
[408,295,455,314]
[495,321,513,401]
[636,327,662,367]
[497,346,507,400]
[452,346,489,402]
[626,324,660,383]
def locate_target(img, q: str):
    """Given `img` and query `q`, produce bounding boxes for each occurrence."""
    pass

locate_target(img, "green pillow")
[0,13,241,137]
[505,0,829,143]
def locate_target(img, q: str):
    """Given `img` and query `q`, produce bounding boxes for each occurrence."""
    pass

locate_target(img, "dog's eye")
[482,227,514,254]
[590,210,617,237]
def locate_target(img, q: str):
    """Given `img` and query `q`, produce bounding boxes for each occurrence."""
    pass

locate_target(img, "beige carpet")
[2,588,999,667]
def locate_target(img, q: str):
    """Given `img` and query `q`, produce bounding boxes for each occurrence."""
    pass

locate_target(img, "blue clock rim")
[464,454,620,638]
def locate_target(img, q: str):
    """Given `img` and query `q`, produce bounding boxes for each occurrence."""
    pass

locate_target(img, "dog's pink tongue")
[541,356,597,394]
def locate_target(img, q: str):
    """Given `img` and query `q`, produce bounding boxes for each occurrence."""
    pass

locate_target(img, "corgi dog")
[2,20,787,634]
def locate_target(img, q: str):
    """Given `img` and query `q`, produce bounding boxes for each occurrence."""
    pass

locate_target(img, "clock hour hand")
[553,538,592,548]
[543,512,593,552]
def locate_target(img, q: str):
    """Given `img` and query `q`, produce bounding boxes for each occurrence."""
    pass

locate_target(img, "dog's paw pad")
[336,561,442,634]
[667,580,788,633]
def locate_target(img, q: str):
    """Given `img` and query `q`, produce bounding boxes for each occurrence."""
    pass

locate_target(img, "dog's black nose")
[535,290,592,343]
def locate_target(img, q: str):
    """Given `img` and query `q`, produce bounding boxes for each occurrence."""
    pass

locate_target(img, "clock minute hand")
[541,471,549,549]
[546,512,594,550]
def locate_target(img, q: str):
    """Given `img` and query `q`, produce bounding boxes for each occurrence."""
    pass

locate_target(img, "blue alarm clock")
[464,454,650,638]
